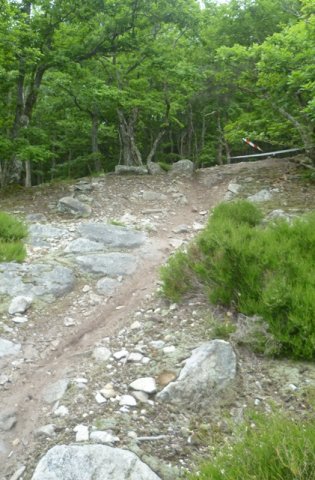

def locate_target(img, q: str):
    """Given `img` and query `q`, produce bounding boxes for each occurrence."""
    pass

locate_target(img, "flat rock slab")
[28,224,69,246]
[0,263,75,299]
[75,253,137,277]
[96,277,121,295]
[0,338,21,358]
[31,444,161,480]
[157,340,236,406]
[58,196,92,217]
[64,238,105,254]
[78,223,146,249]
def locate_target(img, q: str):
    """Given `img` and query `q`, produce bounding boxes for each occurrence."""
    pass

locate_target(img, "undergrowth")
[160,200,315,359]
[189,412,315,480]
[0,211,27,262]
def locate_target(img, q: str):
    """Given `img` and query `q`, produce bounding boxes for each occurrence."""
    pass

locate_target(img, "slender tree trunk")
[146,130,166,164]
[277,106,315,165]
[25,160,32,188]
[91,113,102,172]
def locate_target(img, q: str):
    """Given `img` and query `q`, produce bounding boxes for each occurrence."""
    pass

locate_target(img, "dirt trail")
[1,158,311,479]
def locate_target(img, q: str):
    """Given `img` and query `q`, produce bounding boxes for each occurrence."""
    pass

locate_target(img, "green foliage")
[0,211,27,242]
[0,240,26,263]
[211,320,236,340]
[0,212,27,262]
[161,201,315,359]
[189,413,315,480]
[160,250,195,302]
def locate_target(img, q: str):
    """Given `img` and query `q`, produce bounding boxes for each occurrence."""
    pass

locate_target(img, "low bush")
[0,212,27,262]
[160,201,315,359]
[189,413,315,480]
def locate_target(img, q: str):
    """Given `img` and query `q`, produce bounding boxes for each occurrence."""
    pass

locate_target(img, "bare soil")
[0,158,314,480]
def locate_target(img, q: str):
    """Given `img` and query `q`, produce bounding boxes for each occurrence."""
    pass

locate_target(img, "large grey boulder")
[147,161,165,175]
[170,159,194,176]
[31,444,161,480]
[115,165,148,175]
[75,253,137,277]
[58,196,92,217]
[157,340,236,406]
[78,223,146,249]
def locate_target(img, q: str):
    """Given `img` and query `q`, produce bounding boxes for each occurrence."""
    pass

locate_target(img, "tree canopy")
[0,0,314,186]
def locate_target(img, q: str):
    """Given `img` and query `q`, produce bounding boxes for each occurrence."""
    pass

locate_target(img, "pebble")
[150,340,165,349]
[113,350,129,360]
[119,395,137,407]
[163,346,176,354]
[129,377,157,394]
[128,352,143,363]
[73,424,89,442]
[0,374,9,385]
[130,321,141,330]
[11,316,28,324]
[35,424,56,438]
[100,383,117,398]
[53,405,69,417]
[95,392,107,404]
[92,346,112,363]
[63,317,76,327]
[90,430,119,445]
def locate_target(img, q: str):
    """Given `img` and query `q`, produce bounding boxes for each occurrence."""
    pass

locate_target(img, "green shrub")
[161,201,315,359]
[0,212,27,262]
[189,413,315,480]
[0,240,26,262]
[0,211,28,241]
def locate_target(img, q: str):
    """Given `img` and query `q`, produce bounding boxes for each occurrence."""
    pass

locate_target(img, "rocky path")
[1,159,315,479]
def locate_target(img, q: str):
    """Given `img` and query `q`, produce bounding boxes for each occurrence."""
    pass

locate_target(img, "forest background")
[0,0,314,188]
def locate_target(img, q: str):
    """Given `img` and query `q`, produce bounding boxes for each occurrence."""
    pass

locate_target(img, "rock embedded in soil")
[57,196,92,217]
[75,253,138,277]
[42,379,69,404]
[78,223,146,249]
[129,377,157,394]
[0,409,17,431]
[157,339,237,406]
[8,295,33,315]
[31,444,162,480]
[0,338,21,358]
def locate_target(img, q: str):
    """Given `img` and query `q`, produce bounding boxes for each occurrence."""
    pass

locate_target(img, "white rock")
[119,395,137,407]
[8,296,33,315]
[92,346,112,363]
[132,391,149,403]
[42,379,69,404]
[95,392,107,404]
[130,321,141,330]
[31,444,161,480]
[192,222,204,231]
[163,346,176,354]
[150,340,165,349]
[53,405,69,417]
[11,316,28,324]
[63,317,76,327]
[228,183,242,194]
[248,189,272,202]
[142,357,150,365]
[90,431,119,445]
[129,377,157,394]
[113,350,128,360]
[0,374,9,385]
[128,352,143,363]
[35,424,56,438]
[74,377,88,384]
[73,424,89,442]
[100,383,117,399]
[0,338,21,358]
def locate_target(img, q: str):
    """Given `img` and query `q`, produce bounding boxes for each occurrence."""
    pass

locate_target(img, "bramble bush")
[160,200,315,359]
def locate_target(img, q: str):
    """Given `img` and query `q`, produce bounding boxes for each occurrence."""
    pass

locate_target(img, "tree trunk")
[277,106,315,165]
[146,130,166,164]
[117,109,143,166]
[91,113,102,172]
[25,159,32,188]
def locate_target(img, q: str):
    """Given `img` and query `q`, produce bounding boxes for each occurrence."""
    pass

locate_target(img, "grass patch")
[161,200,315,359]
[189,413,315,480]
[0,211,27,262]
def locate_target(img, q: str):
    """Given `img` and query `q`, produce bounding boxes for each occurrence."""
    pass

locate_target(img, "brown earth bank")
[0,158,314,480]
